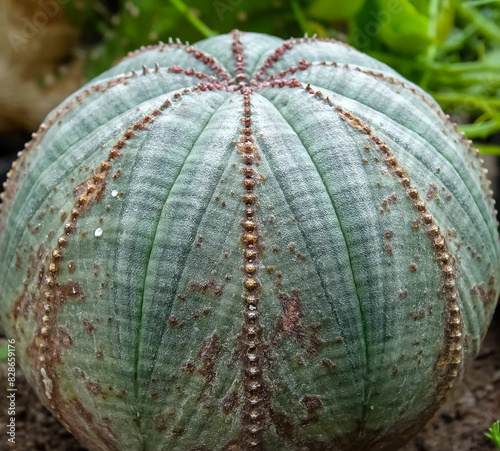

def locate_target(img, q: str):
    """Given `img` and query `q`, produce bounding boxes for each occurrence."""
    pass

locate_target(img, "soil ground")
[0,307,498,451]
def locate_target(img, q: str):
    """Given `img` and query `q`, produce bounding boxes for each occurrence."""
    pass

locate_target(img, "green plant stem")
[458,120,500,139]
[432,92,500,109]
[466,0,500,6]
[441,25,477,52]
[420,0,440,89]
[369,49,500,73]
[455,0,500,44]
[476,144,500,155]
[168,0,216,38]
[485,420,500,448]
[291,0,313,36]
[0,344,8,361]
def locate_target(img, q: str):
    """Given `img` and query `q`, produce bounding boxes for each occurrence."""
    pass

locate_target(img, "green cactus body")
[0,30,498,450]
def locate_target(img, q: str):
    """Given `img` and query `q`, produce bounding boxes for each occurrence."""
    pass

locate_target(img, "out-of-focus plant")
[486,420,500,448]
[63,0,499,149]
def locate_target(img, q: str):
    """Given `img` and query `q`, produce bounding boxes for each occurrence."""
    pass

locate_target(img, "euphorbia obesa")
[0,30,498,450]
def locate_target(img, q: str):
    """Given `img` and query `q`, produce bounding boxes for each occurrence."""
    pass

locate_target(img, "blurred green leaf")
[307,0,366,21]
[376,0,432,54]
[476,144,500,155]
[458,119,500,138]
[436,0,455,42]
[0,344,8,361]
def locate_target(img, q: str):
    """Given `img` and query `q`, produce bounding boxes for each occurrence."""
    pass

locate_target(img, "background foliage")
[62,0,500,151]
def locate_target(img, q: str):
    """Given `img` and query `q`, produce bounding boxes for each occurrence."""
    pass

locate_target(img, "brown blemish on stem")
[322,359,336,369]
[85,381,103,396]
[15,253,22,269]
[189,278,223,297]
[82,319,95,334]
[180,333,223,384]
[427,183,438,201]
[197,333,222,384]
[383,229,394,256]
[222,391,239,415]
[300,395,322,425]
[273,287,323,356]
[470,274,496,309]
[277,289,304,337]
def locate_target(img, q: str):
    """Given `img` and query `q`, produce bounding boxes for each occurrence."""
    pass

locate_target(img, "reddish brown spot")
[470,278,496,308]
[189,279,223,297]
[86,382,102,396]
[150,392,159,400]
[411,308,426,320]
[60,211,68,222]
[383,229,394,256]
[96,351,104,360]
[181,361,196,374]
[307,335,324,355]
[155,418,167,434]
[399,290,408,300]
[59,281,85,301]
[322,359,336,369]
[167,316,179,327]
[222,391,238,415]
[426,183,438,200]
[275,289,323,355]
[15,253,22,269]
[409,263,417,272]
[381,193,397,210]
[71,398,117,448]
[270,410,294,439]
[172,428,185,437]
[278,289,304,336]
[67,261,76,273]
[58,328,73,347]
[195,235,203,246]
[301,395,322,413]
[83,319,95,334]
[197,333,222,383]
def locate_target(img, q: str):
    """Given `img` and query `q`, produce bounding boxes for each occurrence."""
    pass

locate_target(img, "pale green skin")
[0,31,498,451]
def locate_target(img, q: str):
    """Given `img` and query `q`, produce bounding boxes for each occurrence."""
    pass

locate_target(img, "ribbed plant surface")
[0,30,498,451]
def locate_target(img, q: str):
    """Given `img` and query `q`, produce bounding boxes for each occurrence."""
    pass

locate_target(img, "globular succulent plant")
[0,30,499,451]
